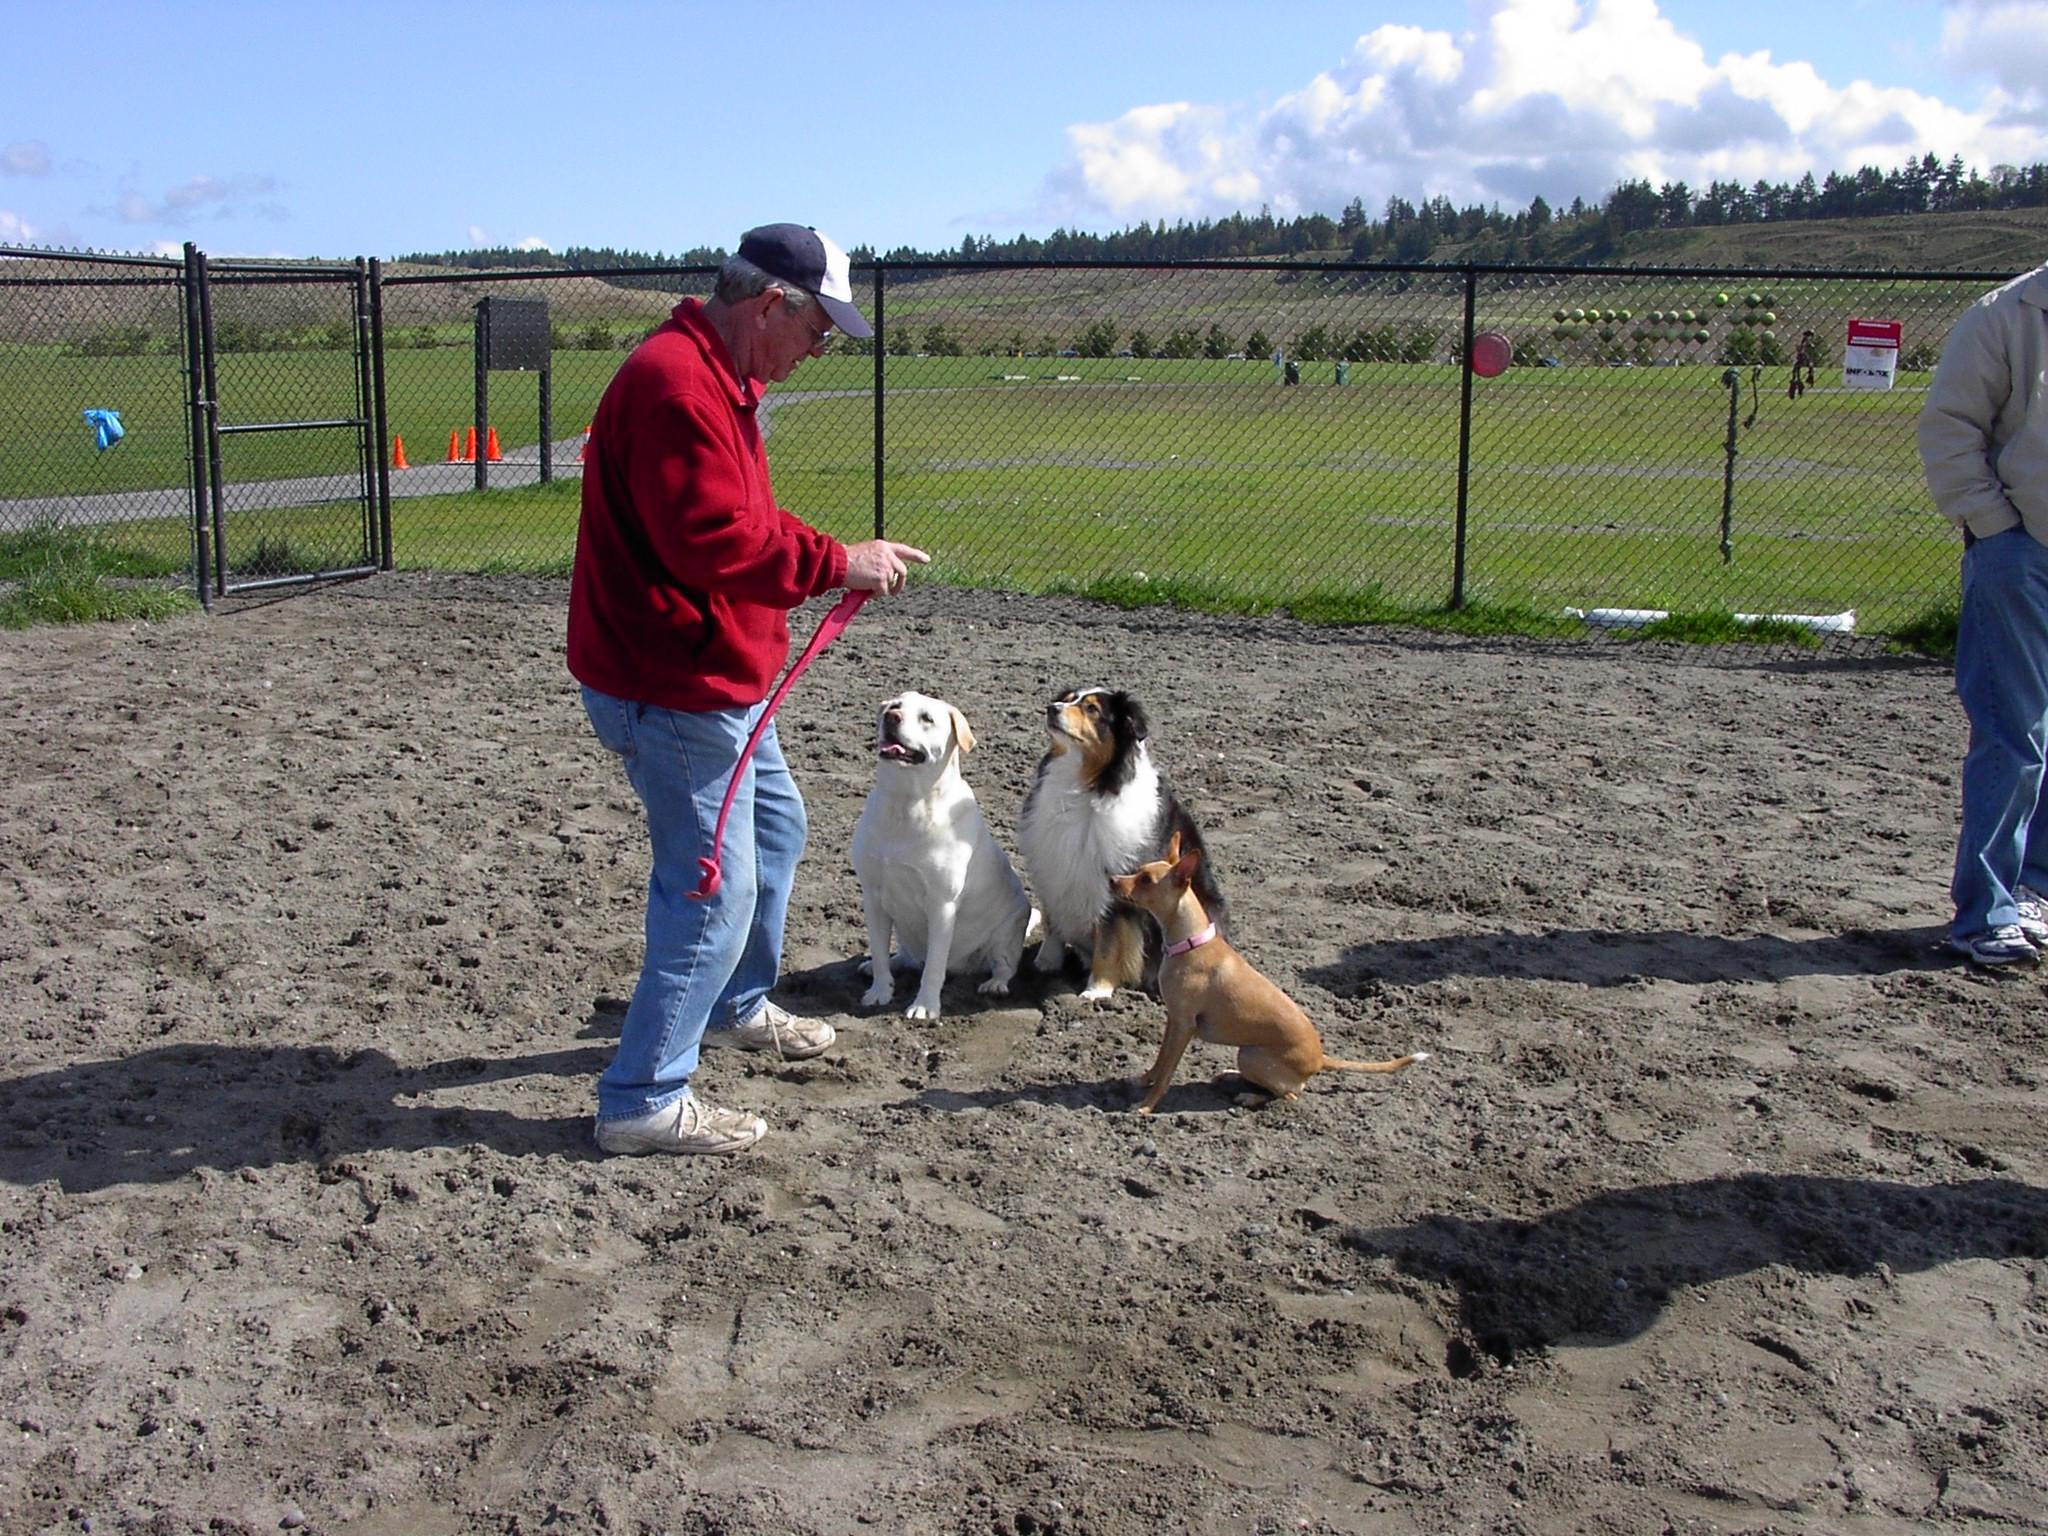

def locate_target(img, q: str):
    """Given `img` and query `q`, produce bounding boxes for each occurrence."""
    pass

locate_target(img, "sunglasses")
[775,289,835,349]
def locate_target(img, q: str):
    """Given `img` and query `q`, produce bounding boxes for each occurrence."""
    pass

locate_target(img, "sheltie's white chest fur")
[1017,744,1164,944]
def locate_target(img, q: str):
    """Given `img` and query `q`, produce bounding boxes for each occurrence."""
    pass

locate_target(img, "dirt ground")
[2,573,2045,1536]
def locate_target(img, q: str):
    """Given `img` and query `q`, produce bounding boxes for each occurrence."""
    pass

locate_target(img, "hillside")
[4,210,2039,353]
[0,258,687,349]
[1601,206,2048,273]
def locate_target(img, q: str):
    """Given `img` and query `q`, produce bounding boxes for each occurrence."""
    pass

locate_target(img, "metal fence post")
[872,263,886,540]
[539,359,553,488]
[352,259,376,570]
[192,248,229,598]
[1450,266,1478,610]
[367,258,393,569]
[473,301,490,493]
[1720,367,1741,564]
[180,243,214,611]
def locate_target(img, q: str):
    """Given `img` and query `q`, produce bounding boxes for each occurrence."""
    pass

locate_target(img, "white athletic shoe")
[594,1094,767,1157]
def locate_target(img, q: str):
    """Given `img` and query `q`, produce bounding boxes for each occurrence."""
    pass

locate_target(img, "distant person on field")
[1916,259,2048,967]
[1788,329,1818,399]
[568,223,929,1153]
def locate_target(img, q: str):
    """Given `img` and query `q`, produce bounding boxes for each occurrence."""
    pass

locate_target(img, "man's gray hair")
[716,255,817,313]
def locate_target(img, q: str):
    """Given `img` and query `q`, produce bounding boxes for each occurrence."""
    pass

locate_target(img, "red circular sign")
[1470,330,1512,377]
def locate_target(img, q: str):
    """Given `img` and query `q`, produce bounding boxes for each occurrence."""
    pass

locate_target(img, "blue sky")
[4,0,2046,261]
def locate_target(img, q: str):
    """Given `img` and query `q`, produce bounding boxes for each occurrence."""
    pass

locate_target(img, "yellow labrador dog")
[851,692,1039,1020]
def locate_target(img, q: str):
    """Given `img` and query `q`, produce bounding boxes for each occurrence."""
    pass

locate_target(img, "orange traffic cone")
[445,430,461,463]
[578,423,592,462]
[484,426,502,463]
[391,435,409,470]
[462,426,477,462]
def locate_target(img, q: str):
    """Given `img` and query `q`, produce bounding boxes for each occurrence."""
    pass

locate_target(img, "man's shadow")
[1305,923,1958,991]
[1342,1172,2048,1371]
[0,1012,621,1193]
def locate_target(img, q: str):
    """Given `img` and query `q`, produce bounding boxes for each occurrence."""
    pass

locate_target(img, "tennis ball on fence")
[1570,307,1585,321]
[1681,309,1698,323]
[1746,292,1762,306]
[1762,311,1776,325]
[1694,328,1711,343]
[1554,308,1568,322]
[1715,292,1729,306]
[1616,308,1631,320]
[1761,292,1776,306]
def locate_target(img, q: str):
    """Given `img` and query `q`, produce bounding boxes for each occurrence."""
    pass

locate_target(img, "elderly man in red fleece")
[569,222,927,1156]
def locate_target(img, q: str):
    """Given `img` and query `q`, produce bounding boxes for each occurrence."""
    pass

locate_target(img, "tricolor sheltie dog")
[1016,685,1225,1001]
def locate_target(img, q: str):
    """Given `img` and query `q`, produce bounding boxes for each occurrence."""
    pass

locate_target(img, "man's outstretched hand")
[845,539,931,595]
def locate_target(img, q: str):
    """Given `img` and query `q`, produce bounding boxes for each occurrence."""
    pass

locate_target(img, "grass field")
[1,345,1959,639]
[770,354,1953,628]
[0,345,630,498]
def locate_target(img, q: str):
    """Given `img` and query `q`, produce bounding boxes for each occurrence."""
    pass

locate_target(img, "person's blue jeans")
[581,687,807,1122]
[1952,527,2048,938]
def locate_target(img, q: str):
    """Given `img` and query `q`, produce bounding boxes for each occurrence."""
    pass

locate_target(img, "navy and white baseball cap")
[735,223,872,339]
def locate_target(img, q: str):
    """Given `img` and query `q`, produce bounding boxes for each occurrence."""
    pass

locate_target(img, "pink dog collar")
[1165,922,1216,957]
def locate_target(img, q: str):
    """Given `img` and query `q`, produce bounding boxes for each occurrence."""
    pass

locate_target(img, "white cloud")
[112,173,284,226]
[1060,103,1210,215]
[3,141,52,177]
[1040,0,2048,229]
[1941,1,2048,104]
[461,228,552,252]
[0,210,36,241]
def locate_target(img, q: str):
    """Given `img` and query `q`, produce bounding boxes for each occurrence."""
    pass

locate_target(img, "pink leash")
[690,589,871,900]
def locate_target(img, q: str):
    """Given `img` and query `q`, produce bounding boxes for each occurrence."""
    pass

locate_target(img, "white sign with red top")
[1843,318,1902,391]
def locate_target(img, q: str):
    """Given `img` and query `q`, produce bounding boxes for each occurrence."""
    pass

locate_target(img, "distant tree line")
[397,151,2048,275]
[390,245,723,294]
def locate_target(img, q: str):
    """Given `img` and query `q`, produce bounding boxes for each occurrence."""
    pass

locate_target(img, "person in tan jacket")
[1916,261,2048,966]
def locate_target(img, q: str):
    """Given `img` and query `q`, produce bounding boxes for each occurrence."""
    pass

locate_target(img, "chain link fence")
[3,246,2015,646]
[1,250,193,579]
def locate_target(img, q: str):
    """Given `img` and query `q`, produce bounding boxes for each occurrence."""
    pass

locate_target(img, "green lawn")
[3,347,1959,636]
[0,345,627,498]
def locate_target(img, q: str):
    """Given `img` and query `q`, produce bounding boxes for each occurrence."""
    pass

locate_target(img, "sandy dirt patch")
[1,574,2042,1535]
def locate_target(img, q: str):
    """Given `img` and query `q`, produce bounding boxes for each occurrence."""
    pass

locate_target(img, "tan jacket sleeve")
[1917,300,2022,539]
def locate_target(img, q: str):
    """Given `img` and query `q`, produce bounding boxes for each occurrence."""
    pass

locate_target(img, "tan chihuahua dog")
[1110,834,1428,1114]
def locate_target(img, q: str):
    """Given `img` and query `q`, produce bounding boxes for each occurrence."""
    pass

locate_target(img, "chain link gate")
[184,244,390,605]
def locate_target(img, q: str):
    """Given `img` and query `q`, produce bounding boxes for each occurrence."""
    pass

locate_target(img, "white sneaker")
[2013,884,2048,946]
[706,1001,836,1060]
[1949,924,2041,968]
[593,1094,767,1156]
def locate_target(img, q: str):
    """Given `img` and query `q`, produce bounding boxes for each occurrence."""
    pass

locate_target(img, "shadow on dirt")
[0,1026,617,1193]
[1343,1172,2048,1366]
[1308,923,1958,990]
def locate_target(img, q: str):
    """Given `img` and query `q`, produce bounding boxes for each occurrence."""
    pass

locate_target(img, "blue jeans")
[581,686,807,1122]
[1952,528,2048,938]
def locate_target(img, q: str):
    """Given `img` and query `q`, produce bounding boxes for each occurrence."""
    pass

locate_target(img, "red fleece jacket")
[567,299,849,710]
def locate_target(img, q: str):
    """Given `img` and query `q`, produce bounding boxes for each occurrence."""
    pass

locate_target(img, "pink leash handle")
[690,589,871,900]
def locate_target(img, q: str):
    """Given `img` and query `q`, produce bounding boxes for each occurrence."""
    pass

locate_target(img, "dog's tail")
[1322,1050,1429,1075]
[1024,905,1045,944]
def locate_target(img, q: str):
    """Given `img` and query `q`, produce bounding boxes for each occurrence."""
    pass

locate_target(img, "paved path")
[2,388,870,533]
[0,437,591,531]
